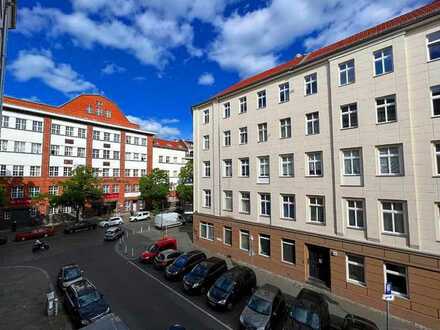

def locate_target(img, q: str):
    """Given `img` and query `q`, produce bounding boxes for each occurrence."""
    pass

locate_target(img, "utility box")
[46,292,58,317]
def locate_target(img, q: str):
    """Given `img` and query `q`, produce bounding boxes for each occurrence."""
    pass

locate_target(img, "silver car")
[104,227,124,241]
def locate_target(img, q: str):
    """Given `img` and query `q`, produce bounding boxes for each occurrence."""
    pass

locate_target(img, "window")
[77,147,85,158]
[141,169,146,176]
[223,159,232,177]
[14,141,25,153]
[258,123,268,142]
[382,201,405,234]
[141,154,147,162]
[92,168,100,177]
[113,151,120,160]
[32,121,43,132]
[126,135,132,144]
[12,165,24,176]
[29,186,40,197]
[202,109,210,124]
[159,156,163,163]
[125,152,131,161]
[223,102,231,118]
[374,47,393,76]
[432,85,440,117]
[78,128,86,138]
[200,222,214,241]
[203,189,211,208]
[346,255,365,285]
[50,123,60,135]
[165,156,170,163]
[282,239,296,264]
[343,149,361,176]
[64,167,73,177]
[259,234,271,257]
[239,127,248,144]
[240,158,249,177]
[309,196,325,223]
[346,199,364,228]
[133,153,139,161]
[341,103,358,128]
[279,82,289,103]
[16,118,27,130]
[258,156,270,178]
[1,115,8,127]
[306,112,320,135]
[92,149,100,159]
[427,31,440,61]
[260,193,271,216]
[65,146,73,157]
[223,130,231,146]
[240,230,250,252]
[280,118,291,138]
[378,145,402,175]
[0,165,6,176]
[223,227,232,246]
[281,195,295,219]
[376,95,396,123]
[124,169,130,177]
[339,60,355,85]
[113,185,120,193]
[435,143,440,175]
[49,186,59,196]
[133,169,139,177]
[113,168,120,177]
[240,192,251,214]
[279,154,294,177]
[102,185,110,193]
[257,90,266,109]
[203,161,211,177]
[384,263,408,296]
[141,138,147,146]
[0,139,7,151]
[103,132,110,142]
[65,126,74,137]
[114,134,120,143]
[223,191,233,211]
[203,135,210,150]
[134,137,139,145]
[11,186,24,199]
[31,143,41,154]
[30,166,41,177]
[239,96,247,113]
[49,166,59,177]
[103,150,110,160]
[93,130,100,140]
[307,152,322,176]
[305,73,317,95]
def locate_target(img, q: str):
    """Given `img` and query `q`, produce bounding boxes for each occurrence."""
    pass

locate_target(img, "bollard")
[54,297,59,316]
[148,224,150,232]
[131,247,134,257]
[140,226,143,233]
[124,245,128,254]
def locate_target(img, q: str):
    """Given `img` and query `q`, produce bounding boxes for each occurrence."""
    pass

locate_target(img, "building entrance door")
[308,245,331,288]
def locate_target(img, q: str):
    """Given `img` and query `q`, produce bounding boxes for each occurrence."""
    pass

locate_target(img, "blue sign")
[385,282,392,295]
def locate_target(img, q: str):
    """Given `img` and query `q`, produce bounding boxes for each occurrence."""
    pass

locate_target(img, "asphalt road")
[0,226,249,330]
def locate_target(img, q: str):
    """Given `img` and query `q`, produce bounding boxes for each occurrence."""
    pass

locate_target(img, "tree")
[50,166,102,221]
[140,168,169,211]
[176,160,193,206]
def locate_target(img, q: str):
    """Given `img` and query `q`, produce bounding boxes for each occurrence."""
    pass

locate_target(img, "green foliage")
[176,160,193,204]
[140,168,169,211]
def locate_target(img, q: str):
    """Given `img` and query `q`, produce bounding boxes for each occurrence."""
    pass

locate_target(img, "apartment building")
[0,94,154,228]
[192,2,440,328]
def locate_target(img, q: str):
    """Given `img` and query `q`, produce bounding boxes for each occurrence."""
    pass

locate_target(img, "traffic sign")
[382,294,394,301]
[385,282,392,295]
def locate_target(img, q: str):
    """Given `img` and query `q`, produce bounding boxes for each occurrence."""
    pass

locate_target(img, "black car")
[165,250,206,281]
[283,288,330,330]
[57,264,84,290]
[64,221,97,234]
[207,266,256,310]
[342,314,379,330]
[64,279,110,328]
[183,257,228,294]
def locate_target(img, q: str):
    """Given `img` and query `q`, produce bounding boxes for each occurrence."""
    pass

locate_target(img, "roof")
[255,283,281,300]
[153,138,189,151]
[198,0,440,105]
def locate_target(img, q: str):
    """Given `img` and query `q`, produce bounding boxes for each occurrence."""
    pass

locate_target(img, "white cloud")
[161,118,180,124]
[198,72,215,86]
[9,49,96,95]
[127,115,181,138]
[101,63,126,75]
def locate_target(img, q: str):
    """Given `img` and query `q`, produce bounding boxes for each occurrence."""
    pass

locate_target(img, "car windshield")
[173,255,188,268]
[148,244,159,253]
[247,295,272,316]
[291,307,321,330]
[191,264,208,277]
[215,277,235,293]
[78,290,101,307]
[110,218,118,221]
[64,267,81,281]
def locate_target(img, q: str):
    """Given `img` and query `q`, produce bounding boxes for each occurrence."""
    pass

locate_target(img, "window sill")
[257,140,268,143]
[240,248,250,253]
[257,107,266,110]
[340,126,358,131]
[431,115,440,119]
[306,221,326,226]
[338,81,355,88]
[279,175,294,178]
[259,254,270,258]
[376,174,404,177]
[223,243,232,247]
[373,71,394,78]
[259,214,271,218]
[382,232,407,238]
[280,217,295,221]
[239,176,250,178]
[347,226,365,231]
[280,137,292,140]
[304,93,317,97]
[347,280,366,287]
[376,120,397,126]
[305,175,323,178]
[200,237,214,242]
[427,57,440,64]
[239,111,247,115]
[239,211,250,215]
[201,206,211,209]
[278,100,289,104]
[222,209,232,212]
[281,260,296,266]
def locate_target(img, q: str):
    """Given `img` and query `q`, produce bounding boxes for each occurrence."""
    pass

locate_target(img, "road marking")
[126,260,234,330]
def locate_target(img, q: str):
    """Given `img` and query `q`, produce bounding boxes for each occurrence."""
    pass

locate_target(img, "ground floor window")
[200,222,214,241]
[240,230,250,252]
[30,208,38,217]
[3,211,10,221]
[259,234,271,257]
[346,255,365,285]
[384,263,408,297]
[281,239,295,264]
[223,226,232,246]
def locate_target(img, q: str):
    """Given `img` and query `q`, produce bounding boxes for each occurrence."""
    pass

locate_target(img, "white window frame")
[343,149,361,176]
[223,102,231,119]
[202,135,210,150]
[381,200,406,235]
[240,191,251,214]
[258,123,268,142]
[384,263,408,297]
[279,82,290,103]
[376,95,397,123]
[16,118,27,130]
[258,156,270,178]
[346,199,365,229]
[239,127,248,144]
[203,109,210,124]
[239,96,247,113]
[427,30,440,61]
[346,255,365,286]
[304,73,317,95]
[431,85,440,117]
[203,161,211,177]
[308,196,325,223]
[341,103,358,129]
[306,112,320,135]
[66,126,74,137]
[280,118,291,139]
[281,194,295,220]
[12,165,24,176]
[223,226,232,246]
[223,130,231,146]
[306,152,322,176]
[240,230,250,252]
[279,154,294,177]
[377,145,403,176]
[259,193,271,217]
[203,189,211,208]
[200,222,214,241]
[258,234,271,257]
[29,186,41,197]
[373,47,393,76]
[11,186,24,199]
[257,90,266,109]
[29,166,41,177]
[434,142,440,176]
[240,158,250,177]
[32,121,43,132]
[223,159,232,177]
[281,239,296,264]
[223,190,233,211]
[339,60,355,86]
[31,143,41,154]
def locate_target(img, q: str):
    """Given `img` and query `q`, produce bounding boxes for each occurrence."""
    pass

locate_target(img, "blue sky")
[6,0,428,140]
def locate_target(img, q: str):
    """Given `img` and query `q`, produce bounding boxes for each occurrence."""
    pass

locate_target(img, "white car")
[99,216,124,228]
[129,211,151,222]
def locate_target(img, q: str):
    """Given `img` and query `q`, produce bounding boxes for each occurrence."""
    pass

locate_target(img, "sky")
[6,0,430,140]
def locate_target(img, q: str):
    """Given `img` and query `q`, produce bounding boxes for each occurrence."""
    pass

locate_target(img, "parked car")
[154,212,184,229]
[240,284,286,330]
[342,314,379,330]
[64,221,97,234]
[129,211,151,222]
[207,266,256,310]
[57,264,84,290]
[153,249,183,270]
[15,227,55,241]
[139,236,177,263]
[0,234,7,245]
[64,279,110,328]
[98,217,123,228]
[104,227,124,241]
[283,288,330,330]
[181,211,193,224]
[165,250,206,281]
[183,257,228,294]
[82,313,129,330]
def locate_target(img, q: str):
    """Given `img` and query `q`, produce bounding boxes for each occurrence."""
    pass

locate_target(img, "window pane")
[348,263,365,283]
[394,213,404,233]
[383,213,393,231]
[387,273,407,295]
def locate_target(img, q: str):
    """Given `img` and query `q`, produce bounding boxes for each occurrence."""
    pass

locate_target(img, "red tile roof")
[212,0,440,101]
[153,138,188,151]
